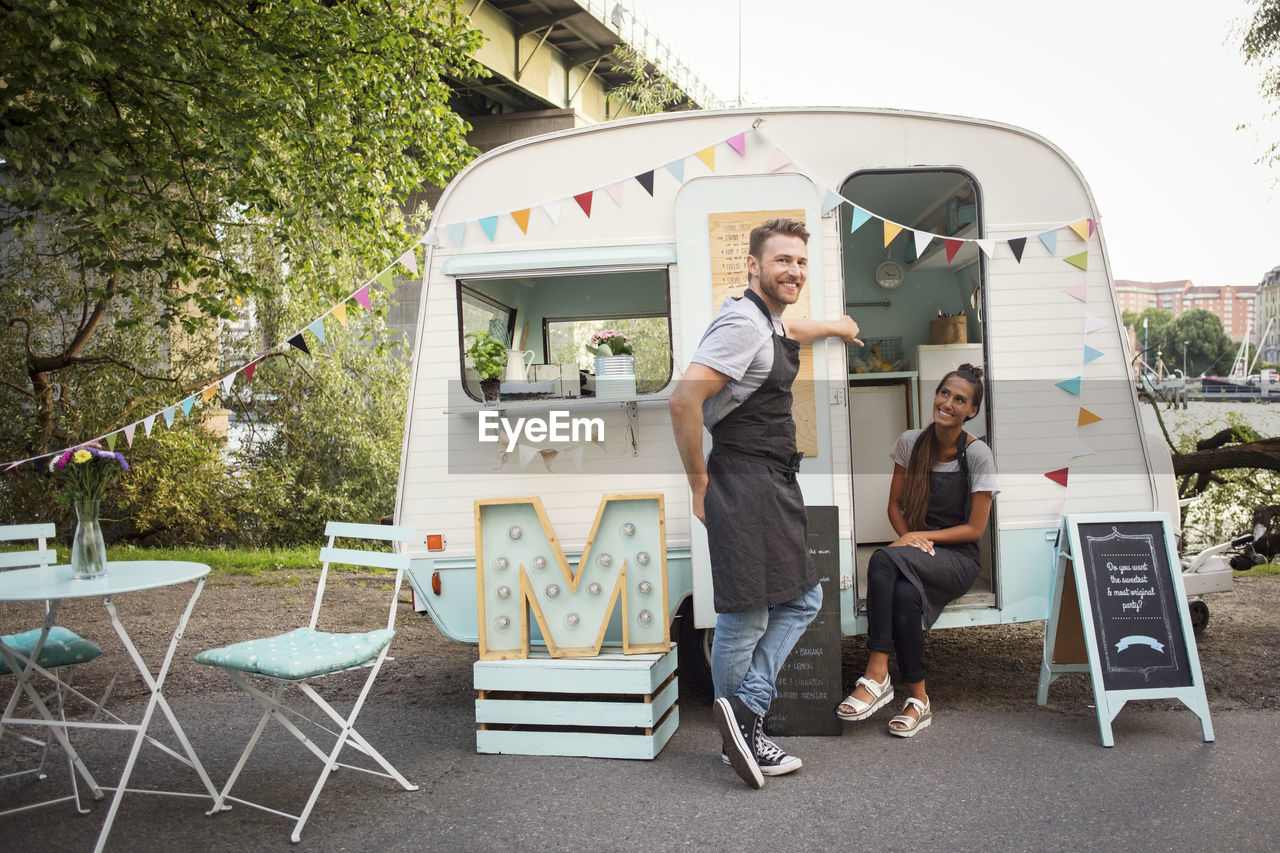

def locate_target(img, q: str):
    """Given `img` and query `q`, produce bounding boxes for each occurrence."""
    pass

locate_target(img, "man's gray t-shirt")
[690,295,784,429]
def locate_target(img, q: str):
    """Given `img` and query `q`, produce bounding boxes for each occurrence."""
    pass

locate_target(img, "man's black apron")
[703,289,818,614]
[878,430,981,627]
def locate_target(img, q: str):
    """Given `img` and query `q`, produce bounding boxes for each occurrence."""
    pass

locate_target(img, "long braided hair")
[902,363,986,532]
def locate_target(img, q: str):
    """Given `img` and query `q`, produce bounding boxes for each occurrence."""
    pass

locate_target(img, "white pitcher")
[504,349,535,382]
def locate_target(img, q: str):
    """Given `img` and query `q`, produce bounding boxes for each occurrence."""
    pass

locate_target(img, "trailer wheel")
[675,599,714,697]
[1188,599,1210,635]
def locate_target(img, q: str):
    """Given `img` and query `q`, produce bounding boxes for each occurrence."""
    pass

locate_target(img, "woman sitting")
[836,363,999,736]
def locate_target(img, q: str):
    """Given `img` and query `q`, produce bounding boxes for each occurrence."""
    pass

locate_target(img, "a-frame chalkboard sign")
[1037,512,1213,747]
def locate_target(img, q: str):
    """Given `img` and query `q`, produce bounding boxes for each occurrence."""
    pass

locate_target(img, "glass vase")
[71,498,108,580]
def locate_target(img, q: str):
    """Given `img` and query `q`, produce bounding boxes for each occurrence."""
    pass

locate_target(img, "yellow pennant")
[512,209,531,234]
[696,146,716,172]
[1069,219,1090,242]
[201,386,217,402]
[333,302,348,326]
[883,221,903,247]
[1077,407,1102,427]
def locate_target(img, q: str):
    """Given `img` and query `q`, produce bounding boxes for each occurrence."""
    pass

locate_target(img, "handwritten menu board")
[764,506,842,737]
[707,210,817,456]
[1076,521,1192,691]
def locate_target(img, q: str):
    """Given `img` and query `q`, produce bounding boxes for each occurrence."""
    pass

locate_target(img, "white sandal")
[835,673,894,721]
[888,696,932,737]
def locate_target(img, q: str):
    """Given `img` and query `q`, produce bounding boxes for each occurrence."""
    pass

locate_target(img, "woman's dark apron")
[879,431,981,627]
[703,289,817,614]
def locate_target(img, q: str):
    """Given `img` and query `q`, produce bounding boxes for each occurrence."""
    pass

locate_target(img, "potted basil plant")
[464,331,509,405]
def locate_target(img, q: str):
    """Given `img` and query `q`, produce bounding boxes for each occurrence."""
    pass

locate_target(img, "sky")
[626,0,1280,288]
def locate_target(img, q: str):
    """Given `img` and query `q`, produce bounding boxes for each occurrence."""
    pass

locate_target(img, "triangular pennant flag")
[726,132,747,155]
[181,396,195,417]
[288,333,310,355]
[883,221,903,248]
[376,268,394,288]
[333,303,348,326]
[1064,281,1088,302]
[124,423,136,447]
[914,230,934,259]
[1038,230,1058,256]
[695,146,716,172]
[541,199,562,226]
[243,361,257,383]
[478,215,499,241]
[1056,376,1082,396]
[518,443,538,469]
[636,170,655,196]
[976,239,996,259]
[163,407,175,428]
[565,444,584,471]
[221,372,236,395]
[1084,312,1107,334]
[511,209,531,234]
[822,189,843,216]
[665,159,685,182]
[106,432,117,451]
[1008,237,1027,262]
[397,248,418,276]
[423,227,440,247]
[444,222,466,246]
[353,285,371,310]
[201,386,216,403]
[1045,467,1070,487]
[539,448,559,473]
[1078,407,1102,426]
[1064,251,1088,270]
[767,147,792,171]
[1069,218,1090,241]
[1050,498,1067,518]
[945,239,962,263]
[1088,218,1097,236]
[604,181,625,207]
[1083,345,1104,364]
[848,206,873,233]
[308,317,326,344]
[574,191,594,217]
[1072,439,1096,458]
[143,414,156,436]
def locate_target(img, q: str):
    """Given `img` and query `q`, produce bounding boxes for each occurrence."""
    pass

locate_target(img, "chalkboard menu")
[765,506,842,737]
[1076,520,1192,691]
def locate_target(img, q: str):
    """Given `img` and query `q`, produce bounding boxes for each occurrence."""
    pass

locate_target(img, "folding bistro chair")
[0,522,106,815]
[195,521,419,842]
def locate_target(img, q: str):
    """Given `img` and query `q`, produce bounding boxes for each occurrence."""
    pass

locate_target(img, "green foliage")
[1242,0,1280,164]
[1124,307,1175,367]
[1173,410,1280,549]
[464,331,509,381]
[607,45,684,115]
[1168,309,1235,377]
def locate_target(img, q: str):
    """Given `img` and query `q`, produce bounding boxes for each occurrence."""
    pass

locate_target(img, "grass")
[1237,562,1280,578]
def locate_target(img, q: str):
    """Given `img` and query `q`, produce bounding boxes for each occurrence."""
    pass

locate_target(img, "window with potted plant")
[464,331,509,405]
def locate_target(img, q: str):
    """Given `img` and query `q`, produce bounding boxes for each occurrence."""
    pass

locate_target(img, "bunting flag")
[181,397,195,418]
[636,170,655,196]
[423,227,440,247]
[511,208,531,234]
[665,159,685,182]
[220,372,236,395]
[883,221,903,247]
[518,443,539,469]
[541,199,562,226]
[1083,312,1108,334]
[1064,281,1088,302]
[695,146,715,172]
[976,239,995,259]
[1078,407,1102,427]
[478,215,499,241]
[1064,251,1088,270]
[945,239,962,263]
[767,147,792,172]
[288,333,310,355]
[376,268,394,288]
[1039,230,1057,255]
[914,230,933,260]
[604,181,625,207]
[308,317,326,344]
[565,444,584,471]
[1069,218,1091,241]
[1072,439,1096,458]
[124,423,136,446]
[106,432,117,451]
[726,132,747,156]
[1008,237,1027,262]
[353,285,371,310]
[163,407,175,428]
[1056,377,1082,396]
[1083,345,1104,364]
[397,248,418,276]
[1088,218,1097,236]
[574,191,594,217]
[1045,468,1070,487]
[822,189,843,216]
[849,206,873,233]
[445,222,466,246]
[201,386,217,403]
[243,361,258,383]
[143,414,156,436]
[333,303,348,326]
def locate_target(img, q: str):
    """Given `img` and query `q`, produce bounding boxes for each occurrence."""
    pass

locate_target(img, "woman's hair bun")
[956,362,984,381]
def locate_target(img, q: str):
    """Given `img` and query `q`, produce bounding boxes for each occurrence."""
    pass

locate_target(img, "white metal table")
[0,560,218,852]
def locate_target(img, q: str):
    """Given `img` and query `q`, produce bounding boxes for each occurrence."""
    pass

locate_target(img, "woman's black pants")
[865,549,927,683]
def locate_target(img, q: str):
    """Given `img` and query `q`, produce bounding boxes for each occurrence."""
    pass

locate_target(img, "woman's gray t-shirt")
[890,428,1000,496]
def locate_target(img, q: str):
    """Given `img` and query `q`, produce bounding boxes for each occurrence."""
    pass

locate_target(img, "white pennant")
[976,239,996,259]
[220,372,236,395]
[143,414,156,436]
[913,230,934,260]
[1072,439,1096,458]
[397,248,418,276]
[541,200,562,226]
[1084,312,1108,334]
[518,443,539,469]
[422,227,440,247]
[565,444,584,471]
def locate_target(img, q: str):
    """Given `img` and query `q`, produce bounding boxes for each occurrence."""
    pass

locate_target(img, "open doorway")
[839,169,996,614]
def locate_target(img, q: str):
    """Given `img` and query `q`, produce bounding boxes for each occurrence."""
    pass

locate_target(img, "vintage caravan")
[394,107,1228,685]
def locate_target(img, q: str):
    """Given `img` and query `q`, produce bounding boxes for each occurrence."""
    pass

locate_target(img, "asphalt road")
[2,681,1276,852]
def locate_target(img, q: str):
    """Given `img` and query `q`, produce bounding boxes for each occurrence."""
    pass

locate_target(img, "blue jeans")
[711,583,822,718]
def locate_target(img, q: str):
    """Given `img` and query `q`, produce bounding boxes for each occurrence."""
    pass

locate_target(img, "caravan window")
[456,267,672,400]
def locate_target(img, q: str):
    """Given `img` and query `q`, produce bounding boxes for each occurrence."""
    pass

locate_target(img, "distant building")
[1116,279,1256,341]
[1256,265,1280,362]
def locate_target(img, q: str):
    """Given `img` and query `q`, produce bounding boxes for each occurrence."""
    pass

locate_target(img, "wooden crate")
[474,645,679,760]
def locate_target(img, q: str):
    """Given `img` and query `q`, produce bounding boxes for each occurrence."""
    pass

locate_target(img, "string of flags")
[6,117,1109,488]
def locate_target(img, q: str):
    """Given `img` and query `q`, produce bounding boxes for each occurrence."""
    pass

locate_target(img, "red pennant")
[243,361,257,383]
[1045,468,1069,487]
[945,239,962,263]
[574,191,593,217]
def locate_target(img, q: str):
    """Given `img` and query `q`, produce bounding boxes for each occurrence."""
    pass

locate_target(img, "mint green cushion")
[0,626,103,675]
[194,627,395,680]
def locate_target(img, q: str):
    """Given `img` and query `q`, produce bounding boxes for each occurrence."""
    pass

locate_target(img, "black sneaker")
[752,720,802,776]
[713,695,763,789]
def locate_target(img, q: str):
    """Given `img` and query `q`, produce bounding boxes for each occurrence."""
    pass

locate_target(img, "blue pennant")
[478,216,499,241]
[1084,345,1104,364]
[849,206,872,233]
[1056,377,1082,396]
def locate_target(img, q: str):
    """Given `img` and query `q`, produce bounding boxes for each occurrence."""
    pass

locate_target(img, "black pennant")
[288,333,310,355]
[1008,237,1026,263]
[636,170,655,196]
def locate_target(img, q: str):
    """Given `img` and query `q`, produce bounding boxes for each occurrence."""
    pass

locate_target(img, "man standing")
[669,217,861,788]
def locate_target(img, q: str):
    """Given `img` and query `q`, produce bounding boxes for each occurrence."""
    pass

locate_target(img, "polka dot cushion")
[195,627,396,680]
[0,627,103,674]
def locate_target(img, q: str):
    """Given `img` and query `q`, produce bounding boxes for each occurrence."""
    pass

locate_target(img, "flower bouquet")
[586,330,636,401]
[586,330,633,357]
[49,443,129,579]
